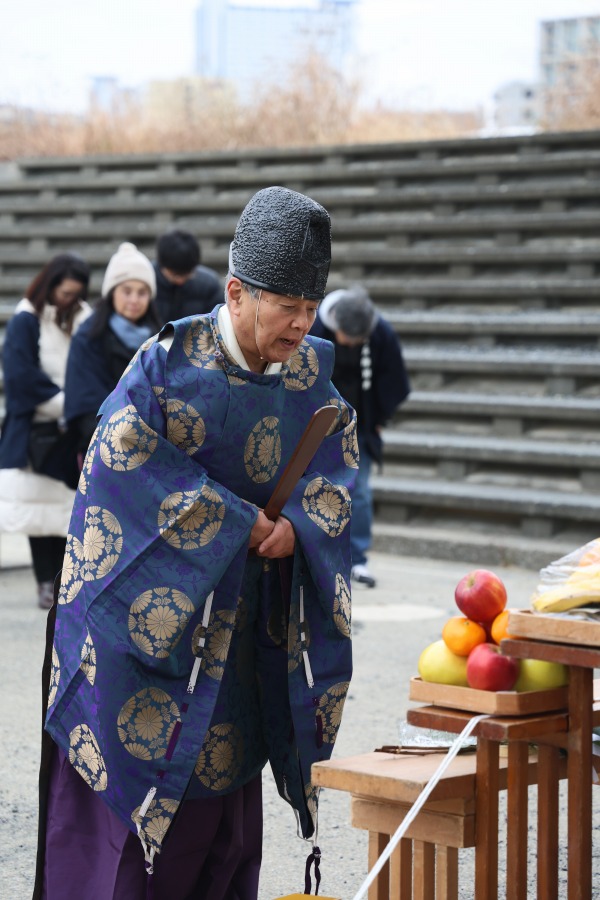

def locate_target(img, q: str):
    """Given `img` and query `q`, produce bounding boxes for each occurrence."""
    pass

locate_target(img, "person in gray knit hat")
[36,188,357,900]
[312,284,410,588]
[64,242,161,454]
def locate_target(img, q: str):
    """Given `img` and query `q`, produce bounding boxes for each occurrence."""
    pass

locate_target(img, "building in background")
[195,0,358,103]
[539,15,600,121]
[492,81,539,133]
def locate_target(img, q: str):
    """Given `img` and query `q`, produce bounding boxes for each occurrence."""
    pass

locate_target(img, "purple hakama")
[42,747,262,900]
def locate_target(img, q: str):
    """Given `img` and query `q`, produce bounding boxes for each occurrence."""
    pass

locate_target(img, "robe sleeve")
[281,383,358,609]
[65,336,259,623]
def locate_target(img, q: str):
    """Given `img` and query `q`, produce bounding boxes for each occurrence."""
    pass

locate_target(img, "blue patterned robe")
[45,308,357,863]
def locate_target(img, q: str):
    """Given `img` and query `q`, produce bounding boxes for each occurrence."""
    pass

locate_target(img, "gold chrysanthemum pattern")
[68,724,108,791]
[80,630,96,685]
[325,397,350,435]
[191,608,236,680]
[59,507,123,604]
[158,486,226,549]
[120,335,158,380]
[283,343,319,391]
[129,587,195,658]
[333,574,352,637]
[117,687,180,761]
[183,320,220,369]
[301,477,351,537]
[317,682,349,744]
[78,424,101,495]
[99,406,158,471]
[342,425,359,469]
[131,796,180,849]
[166,402,207,456]
[194,722,243,791]
[305,782,320,827]
[244,416,281,483]
[48,645,60,707]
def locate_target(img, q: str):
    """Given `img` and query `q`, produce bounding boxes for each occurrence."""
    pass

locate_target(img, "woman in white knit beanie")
[64,243,162,454]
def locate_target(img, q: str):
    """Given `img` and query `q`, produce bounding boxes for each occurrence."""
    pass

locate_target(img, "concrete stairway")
[1,129,600,568]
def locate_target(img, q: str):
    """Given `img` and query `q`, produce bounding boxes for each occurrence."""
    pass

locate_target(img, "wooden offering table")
[311,745,565,900]
[405,705,573,900]
[501,611,600,900]
[407,625,600,900]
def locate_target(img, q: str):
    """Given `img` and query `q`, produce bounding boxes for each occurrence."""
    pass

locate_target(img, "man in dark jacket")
[153,229,222,324]
[311,285,410,587]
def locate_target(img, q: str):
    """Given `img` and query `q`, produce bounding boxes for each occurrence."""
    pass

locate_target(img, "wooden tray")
[507,610,600,648]
[409,676,569,716]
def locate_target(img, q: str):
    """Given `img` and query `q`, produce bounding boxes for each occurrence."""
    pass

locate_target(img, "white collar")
[218,304,282,374]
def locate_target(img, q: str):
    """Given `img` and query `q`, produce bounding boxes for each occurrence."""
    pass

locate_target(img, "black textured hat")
[230,186,331,301]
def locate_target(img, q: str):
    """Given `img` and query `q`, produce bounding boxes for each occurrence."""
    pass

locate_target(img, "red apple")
[454,569,507,624]
[466,642,520,692]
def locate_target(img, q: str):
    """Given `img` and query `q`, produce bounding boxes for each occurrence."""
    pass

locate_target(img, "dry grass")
[540,54,600,132]
[0,52,482,160]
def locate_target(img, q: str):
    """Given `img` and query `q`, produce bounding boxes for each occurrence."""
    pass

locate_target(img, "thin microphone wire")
[254,289,264,360]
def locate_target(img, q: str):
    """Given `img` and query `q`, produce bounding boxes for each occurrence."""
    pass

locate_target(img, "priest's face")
[227,278,319,372]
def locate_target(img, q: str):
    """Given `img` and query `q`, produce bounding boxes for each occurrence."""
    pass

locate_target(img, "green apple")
[418,639,469,687]
[514,658,569,693]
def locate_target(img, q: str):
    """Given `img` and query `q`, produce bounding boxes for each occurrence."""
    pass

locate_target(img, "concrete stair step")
[371,476,600,536]
[11,145,600,186]
[387,311,600,338]
[381,431,600,489]
[382,430,600,469]
[11,130,600,177]
[403,349,600,394]
[400,390,600,432]
[3,243,600,270]
[370,521,592,570]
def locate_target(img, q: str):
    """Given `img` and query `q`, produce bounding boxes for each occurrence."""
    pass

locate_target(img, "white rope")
[350,712,490,900]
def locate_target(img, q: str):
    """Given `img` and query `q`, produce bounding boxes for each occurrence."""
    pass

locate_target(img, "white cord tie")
[351,713,490,900]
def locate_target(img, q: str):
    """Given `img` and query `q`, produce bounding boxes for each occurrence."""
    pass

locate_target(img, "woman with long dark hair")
[0,253,92,608]
[65,242,161,454]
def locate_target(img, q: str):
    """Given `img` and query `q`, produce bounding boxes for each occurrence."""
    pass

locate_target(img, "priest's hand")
[249,509,275,549]
[257,515,295,558]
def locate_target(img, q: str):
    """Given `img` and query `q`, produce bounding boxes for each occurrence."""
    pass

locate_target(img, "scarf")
[109,312,153,351]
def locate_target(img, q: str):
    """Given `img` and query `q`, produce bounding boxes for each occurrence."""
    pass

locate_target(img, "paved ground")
[0,547,598,899]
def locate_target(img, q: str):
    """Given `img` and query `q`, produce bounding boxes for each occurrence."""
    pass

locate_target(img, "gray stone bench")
[399,390,600,432]
[12,146,600,187]
[371,474,600,538]
[381,430,600,488]
[403,347,600,394]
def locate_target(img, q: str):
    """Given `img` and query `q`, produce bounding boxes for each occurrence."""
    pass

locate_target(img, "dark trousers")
[28,536,66,586]
[42,746,263,900]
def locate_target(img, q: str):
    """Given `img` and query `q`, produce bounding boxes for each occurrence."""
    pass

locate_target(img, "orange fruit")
[490,609,515,645]
[442,616,487,657]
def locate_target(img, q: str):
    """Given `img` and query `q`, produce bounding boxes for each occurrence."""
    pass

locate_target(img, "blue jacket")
[0,311,61,468]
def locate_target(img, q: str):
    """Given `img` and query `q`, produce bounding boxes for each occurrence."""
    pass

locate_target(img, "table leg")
[475,738,499,900]
[506,742,529,900]
[537,743,560,900]
[567,667,593,900]
[389,838,413,900]
[412,840,435,900]
[368,831,390,900]
[435,845,459,900]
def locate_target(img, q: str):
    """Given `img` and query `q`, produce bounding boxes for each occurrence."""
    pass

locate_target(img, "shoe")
[351,564,376,588]
[37,581,54,610]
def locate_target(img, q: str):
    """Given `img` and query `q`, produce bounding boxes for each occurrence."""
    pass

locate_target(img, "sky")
[1,0,599,113]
